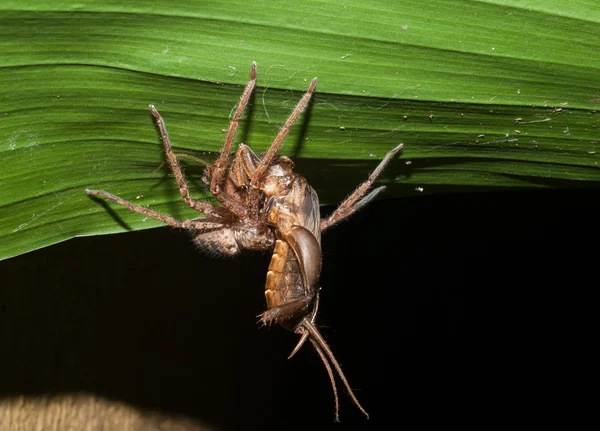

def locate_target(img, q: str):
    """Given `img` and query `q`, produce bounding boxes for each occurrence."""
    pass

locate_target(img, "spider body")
[85,62,403,421]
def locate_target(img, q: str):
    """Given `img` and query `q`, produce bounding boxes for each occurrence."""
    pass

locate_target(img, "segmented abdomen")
[264,239,304,311]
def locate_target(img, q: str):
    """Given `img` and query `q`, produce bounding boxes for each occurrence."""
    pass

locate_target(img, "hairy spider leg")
[249,77,318,188]
[209,61,257,196]
[87,64,261,230]
[244,77,317,224]
[84,189,222,231]
[229,144,261,190]
[321,143,404,231]
[149,105,224,218]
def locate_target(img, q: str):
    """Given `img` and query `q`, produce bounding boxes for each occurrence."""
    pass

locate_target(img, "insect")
[86,63,403,421]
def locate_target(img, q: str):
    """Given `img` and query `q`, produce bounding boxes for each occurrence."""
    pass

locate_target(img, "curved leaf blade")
[1,1,599,260]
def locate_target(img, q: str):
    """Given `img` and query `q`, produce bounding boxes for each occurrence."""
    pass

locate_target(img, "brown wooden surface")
[0,393,210,431]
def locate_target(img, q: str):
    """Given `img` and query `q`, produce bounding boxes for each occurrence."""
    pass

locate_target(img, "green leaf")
[1,0,599,260]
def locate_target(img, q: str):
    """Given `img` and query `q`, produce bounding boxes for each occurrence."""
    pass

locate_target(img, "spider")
[86,62,403,420]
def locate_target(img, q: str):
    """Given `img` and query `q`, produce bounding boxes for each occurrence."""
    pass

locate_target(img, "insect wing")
[301,184,321,243]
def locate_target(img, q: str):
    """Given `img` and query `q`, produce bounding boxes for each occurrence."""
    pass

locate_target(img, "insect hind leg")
[258,296,313,326]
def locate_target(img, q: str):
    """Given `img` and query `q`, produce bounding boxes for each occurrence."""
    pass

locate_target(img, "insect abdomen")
[265,239,290,310]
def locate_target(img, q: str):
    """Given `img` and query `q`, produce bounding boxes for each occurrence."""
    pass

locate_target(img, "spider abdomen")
[192,225,274,257]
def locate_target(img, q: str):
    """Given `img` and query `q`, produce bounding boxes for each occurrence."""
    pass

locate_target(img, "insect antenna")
[150,153,209,175]
[301,317,369,421]
[173,153,209,166]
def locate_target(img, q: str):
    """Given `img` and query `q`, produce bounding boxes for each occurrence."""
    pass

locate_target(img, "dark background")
[1,189,596,430]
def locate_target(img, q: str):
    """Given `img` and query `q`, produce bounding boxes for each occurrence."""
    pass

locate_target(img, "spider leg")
[244,78,317,225]
[85,189,218,230]
[228,144,268,224]
[206,142,258,218]
[228,144,260,189]
[209,62,257,195]
[321,143,403,231]
[249,77,317,188]
[149,105,223,218]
